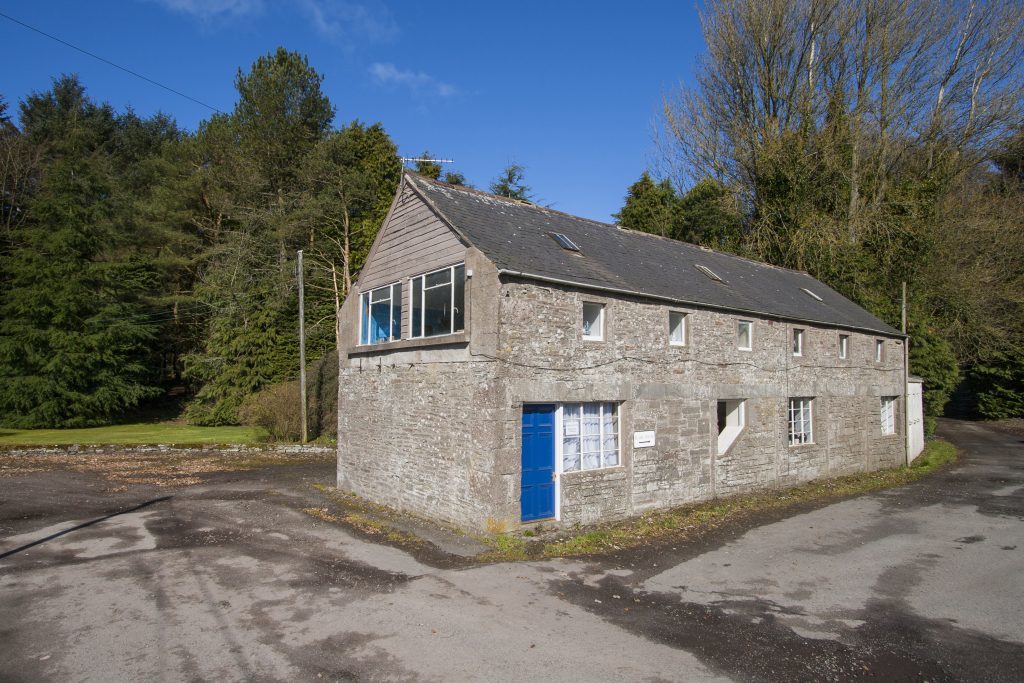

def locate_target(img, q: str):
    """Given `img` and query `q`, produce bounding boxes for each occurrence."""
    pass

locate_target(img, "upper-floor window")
[737,320,753,351]
[582,302,604,340]
[792,328,804,356]
[669,311,687,346]
[875,339,885,362]
[839,334,849,359]
[410,264,465,338]
[881,396,897,434]
[360,282,401,345]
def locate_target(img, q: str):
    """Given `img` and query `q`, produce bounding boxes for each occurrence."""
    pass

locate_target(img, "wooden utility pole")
[298,250,308,444]
[901,281,907,334]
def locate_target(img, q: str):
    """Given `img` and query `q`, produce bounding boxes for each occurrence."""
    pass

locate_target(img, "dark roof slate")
[407,173,901,336]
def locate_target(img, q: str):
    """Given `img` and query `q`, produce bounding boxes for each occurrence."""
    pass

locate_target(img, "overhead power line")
[0,10,225,114]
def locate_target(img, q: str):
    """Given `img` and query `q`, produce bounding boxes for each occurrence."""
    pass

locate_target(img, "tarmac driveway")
[1,420,1022,682]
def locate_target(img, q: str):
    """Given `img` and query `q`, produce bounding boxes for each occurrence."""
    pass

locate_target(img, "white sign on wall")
[633,431,656,448]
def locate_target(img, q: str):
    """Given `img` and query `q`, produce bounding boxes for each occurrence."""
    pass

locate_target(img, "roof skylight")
[549,232,580,252]
[801,287,823,301]
[695,264,725,283]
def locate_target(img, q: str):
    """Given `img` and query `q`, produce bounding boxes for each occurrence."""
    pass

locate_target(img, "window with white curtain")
[737,320,752,350]
[839,334,849,359]
[669,311,687,345]
[561,403,618,472]
[788,397,813,445]
[881,397,896,434]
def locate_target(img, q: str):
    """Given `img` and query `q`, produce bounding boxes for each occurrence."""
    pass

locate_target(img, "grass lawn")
[0,422,267,447]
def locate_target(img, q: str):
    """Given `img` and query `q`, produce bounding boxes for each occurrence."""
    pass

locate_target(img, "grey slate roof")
[407,173,902,336]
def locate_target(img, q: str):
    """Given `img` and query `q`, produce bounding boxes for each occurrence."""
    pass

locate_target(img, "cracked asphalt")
[1,419,1021,682]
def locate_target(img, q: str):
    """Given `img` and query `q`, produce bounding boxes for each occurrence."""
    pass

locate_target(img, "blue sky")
[0,1,705,221]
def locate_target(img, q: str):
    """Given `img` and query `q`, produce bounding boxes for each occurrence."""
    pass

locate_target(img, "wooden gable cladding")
[357,183,467,293]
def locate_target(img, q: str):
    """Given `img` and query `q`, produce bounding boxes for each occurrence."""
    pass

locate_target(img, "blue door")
[521,404,556,522]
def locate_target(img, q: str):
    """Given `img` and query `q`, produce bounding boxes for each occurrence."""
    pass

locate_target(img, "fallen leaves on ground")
[0,449,333,487]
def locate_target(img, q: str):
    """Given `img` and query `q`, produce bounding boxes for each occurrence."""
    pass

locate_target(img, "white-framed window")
[561,403,619,472]
[737,320,753,351]
[669,311,687,346]
[717,399,746,453]
[792,328,804,356]
[582,302,604,340]
[359,282,402,345]
[409,263,465,338]
[788,397,814,446]
[839,334,849,359]
[881,396,896,435]
[875,339,884,362]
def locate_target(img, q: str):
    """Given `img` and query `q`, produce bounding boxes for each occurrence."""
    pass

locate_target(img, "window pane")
[738,321,751,349]
[602,403,617,431]
[670,312,685,343]
[424,281,452,336]
[603,433,619,467]
[391,282,402,340]
[793,330,802,354]
[583,303,603,338]
[562,436,580,472]
[360,293,369,345]
[370,300,391,343]
[425,268,451,288]
[581,404,601,469]
[412,276,422,337]
[453,265,465,332]
[370,287,390,303]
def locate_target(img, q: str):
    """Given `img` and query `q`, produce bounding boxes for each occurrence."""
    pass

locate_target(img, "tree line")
[3,1,1022,433]
[618,0,1024,429]
[0,48,527,430]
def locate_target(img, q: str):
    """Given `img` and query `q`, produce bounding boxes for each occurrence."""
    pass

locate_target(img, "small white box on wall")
[633,431,656,448]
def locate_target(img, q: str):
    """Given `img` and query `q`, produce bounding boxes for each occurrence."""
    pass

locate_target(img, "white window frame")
[737,320,753,351]
[881,396,897,435]
[788,397,814,446]
[669,311,687,346]
[875,339,884,362]
[716,399,746,453]
[582,302,605,341]
[358,281,401,345]
[409,263,465,339]
[793,328,804,357]
[557,402,620,475]
[839,334,849,359]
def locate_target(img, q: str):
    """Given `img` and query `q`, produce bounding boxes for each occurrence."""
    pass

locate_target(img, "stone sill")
[348,332,468,356]
[562,465,626,479]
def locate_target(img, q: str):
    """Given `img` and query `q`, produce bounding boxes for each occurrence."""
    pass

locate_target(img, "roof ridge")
[408,171,810,277]
[406,171,616,230]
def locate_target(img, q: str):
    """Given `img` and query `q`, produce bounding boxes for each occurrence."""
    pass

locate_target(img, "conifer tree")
[0,77,161,427]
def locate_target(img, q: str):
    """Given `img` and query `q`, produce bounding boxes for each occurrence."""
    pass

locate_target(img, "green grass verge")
[486,439,958,562]
[0,422,268,447]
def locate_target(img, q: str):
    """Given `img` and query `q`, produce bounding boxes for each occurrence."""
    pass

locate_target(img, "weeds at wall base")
[486,439,958,562]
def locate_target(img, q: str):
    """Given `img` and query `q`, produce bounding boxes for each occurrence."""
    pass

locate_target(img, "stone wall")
[337,259,906,532]
[489,276,906,528]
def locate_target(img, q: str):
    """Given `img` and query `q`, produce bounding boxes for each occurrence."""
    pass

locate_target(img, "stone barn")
[336,172,907,531]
